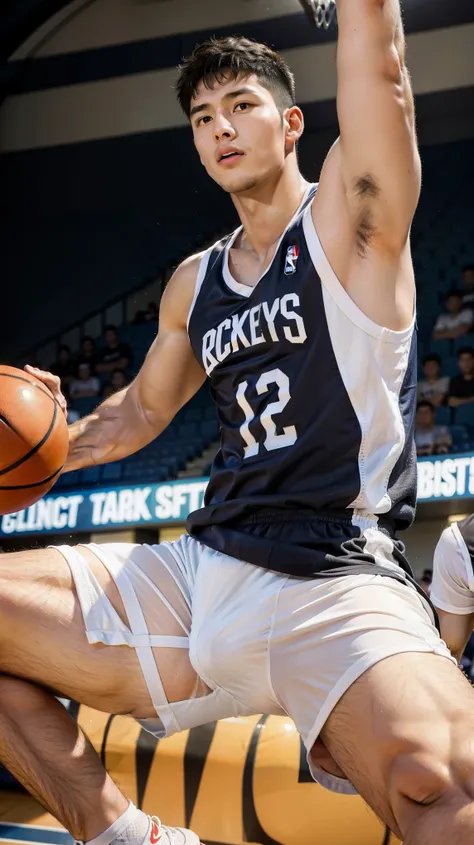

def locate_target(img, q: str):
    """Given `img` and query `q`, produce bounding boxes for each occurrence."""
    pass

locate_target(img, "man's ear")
[284,106,304,154]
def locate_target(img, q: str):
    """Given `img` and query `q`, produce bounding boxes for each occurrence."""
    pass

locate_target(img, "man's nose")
[213,114,236,143]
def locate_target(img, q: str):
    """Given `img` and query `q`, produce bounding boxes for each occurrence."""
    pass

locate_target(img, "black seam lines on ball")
[0,401,58,477]
[0,412,22,438]
[0,465,63,490]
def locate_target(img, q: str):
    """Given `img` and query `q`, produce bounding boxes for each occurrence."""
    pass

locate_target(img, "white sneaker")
[148,817,200,845]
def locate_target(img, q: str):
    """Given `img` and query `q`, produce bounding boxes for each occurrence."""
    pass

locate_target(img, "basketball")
[0,366,69,515]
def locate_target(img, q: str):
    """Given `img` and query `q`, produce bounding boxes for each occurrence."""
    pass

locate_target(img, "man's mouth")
[218,151,244,165]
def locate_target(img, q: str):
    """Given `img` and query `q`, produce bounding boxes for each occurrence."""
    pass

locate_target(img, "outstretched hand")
[24,365,68,418]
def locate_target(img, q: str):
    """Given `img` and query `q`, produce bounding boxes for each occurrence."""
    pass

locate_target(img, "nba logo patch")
[284,244,299,275]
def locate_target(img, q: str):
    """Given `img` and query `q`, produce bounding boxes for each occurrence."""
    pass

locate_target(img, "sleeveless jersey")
[456,515,474,590]
[186,184,418,576]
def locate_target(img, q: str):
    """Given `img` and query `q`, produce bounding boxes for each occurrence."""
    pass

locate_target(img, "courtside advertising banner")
[1,455,474,537]
[0,478,208,536]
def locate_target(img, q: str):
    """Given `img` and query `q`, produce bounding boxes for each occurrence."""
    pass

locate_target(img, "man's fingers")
[24,365,68,418]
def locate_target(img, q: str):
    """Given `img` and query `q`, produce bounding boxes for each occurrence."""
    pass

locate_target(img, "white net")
[302,0,337,29]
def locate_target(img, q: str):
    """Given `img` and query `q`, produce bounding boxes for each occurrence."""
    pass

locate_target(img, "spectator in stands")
[144,301,158,322]
[50,344,75,392]
[418,568,432,597]
[102,369,128,399]
[133,302,158,324]
[95,325,132,375]
[432,291,473,341]
[448,346,474,408]
[415,400,452,456]
[417,354,449,407]
[461,264,474,310]
[77,336,98,369]
[69,361,101,400]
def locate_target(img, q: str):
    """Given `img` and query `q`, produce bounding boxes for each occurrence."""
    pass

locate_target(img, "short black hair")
[446,290,462,300]
[176,36,296,119]
[104,324,117,334]
[462,264,474,274]
[417,400,435,413]
[457,346,474,359]
[422,353,441,367]
[82,335,95,345]
[58,344,70,354]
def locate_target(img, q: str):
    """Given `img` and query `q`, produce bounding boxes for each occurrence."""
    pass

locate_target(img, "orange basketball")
[0,366,69,515]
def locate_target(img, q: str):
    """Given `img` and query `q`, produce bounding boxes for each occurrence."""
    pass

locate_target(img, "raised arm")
[57,254,205,470]
[335,0,421,254]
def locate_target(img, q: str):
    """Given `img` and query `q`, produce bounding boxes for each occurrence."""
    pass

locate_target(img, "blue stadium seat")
[71,396,100,418]
[427,339,454,359]
[454,334,474,354]
[200,420,219,441]
[443,357,459,378]
[453,404,474,428]
[81,466,101,485]
[61,470,82,487]
[435,406,452,426]
[102,462,123,482]
[450,425,470,454]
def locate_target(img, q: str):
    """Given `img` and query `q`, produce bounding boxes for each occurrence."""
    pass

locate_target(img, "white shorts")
[56,534,453,795]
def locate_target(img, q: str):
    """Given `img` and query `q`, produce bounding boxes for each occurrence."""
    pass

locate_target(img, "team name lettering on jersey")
[201,293,307,375]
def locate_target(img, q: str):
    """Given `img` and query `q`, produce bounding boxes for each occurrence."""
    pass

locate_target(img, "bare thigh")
[0,546,200,718]
[320,652,474,839]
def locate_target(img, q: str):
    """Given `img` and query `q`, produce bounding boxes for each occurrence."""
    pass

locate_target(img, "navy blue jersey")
[186,185,418,577]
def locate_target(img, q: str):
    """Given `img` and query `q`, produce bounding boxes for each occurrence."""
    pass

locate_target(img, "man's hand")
[24,365,68,417]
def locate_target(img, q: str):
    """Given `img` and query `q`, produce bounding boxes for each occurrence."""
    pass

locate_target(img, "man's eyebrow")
[190,87,257,118]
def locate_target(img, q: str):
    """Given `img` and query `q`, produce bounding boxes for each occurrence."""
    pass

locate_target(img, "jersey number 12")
[236,367,297,458]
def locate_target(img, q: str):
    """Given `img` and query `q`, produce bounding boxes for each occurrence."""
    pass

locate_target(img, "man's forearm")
[66,385,165,472]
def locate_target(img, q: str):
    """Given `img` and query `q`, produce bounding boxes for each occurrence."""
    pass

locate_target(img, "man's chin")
[220,176,261,195]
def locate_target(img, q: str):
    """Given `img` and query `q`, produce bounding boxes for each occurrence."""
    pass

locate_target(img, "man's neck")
[231,165,310,258]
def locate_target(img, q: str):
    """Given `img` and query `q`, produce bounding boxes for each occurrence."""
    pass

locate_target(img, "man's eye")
[235,103,251,112]
[197,115,211,126]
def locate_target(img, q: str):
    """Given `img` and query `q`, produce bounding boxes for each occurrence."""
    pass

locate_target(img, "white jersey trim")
[302,204,415,343]
[186,246,214,332]
[302,203,414,514]
[222,183,316,298]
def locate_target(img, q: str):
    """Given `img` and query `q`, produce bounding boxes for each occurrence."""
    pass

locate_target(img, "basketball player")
[1,2,474,843]
[431,516,474,663]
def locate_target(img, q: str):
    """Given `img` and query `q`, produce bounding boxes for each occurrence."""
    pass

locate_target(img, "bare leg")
[320,652,474,843]
[0,546,205,839]
[0,675,128,840]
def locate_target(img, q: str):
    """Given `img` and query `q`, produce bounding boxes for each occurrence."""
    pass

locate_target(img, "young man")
[432,290,474,342]
[2,3,474,844]
[414,400,452,457]
[448,346,474,409]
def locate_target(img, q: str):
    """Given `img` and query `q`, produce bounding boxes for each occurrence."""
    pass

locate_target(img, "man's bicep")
[130,256,206,428]
[336,0,420,247]
[436,609,474,663]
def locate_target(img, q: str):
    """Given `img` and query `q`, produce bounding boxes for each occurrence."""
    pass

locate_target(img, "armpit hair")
[354,173,380,200]
[353,173,380,257]
[356,207,376,257]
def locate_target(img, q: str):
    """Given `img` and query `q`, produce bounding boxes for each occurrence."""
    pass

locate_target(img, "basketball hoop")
[299,0,337,30]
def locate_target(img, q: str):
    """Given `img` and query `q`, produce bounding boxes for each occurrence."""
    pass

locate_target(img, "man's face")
[446,295,462,314]
[105,329,117,347]
[459,353,474,376]
[59,349,70,364]
[112,371,126,389]
[462,269,474,290]
[78,363,90,380]
[423,360,440,380]
[190,73,299,195]
[416,406,434,429]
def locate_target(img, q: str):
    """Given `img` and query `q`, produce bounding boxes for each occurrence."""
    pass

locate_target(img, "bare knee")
[389,740,474,841]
